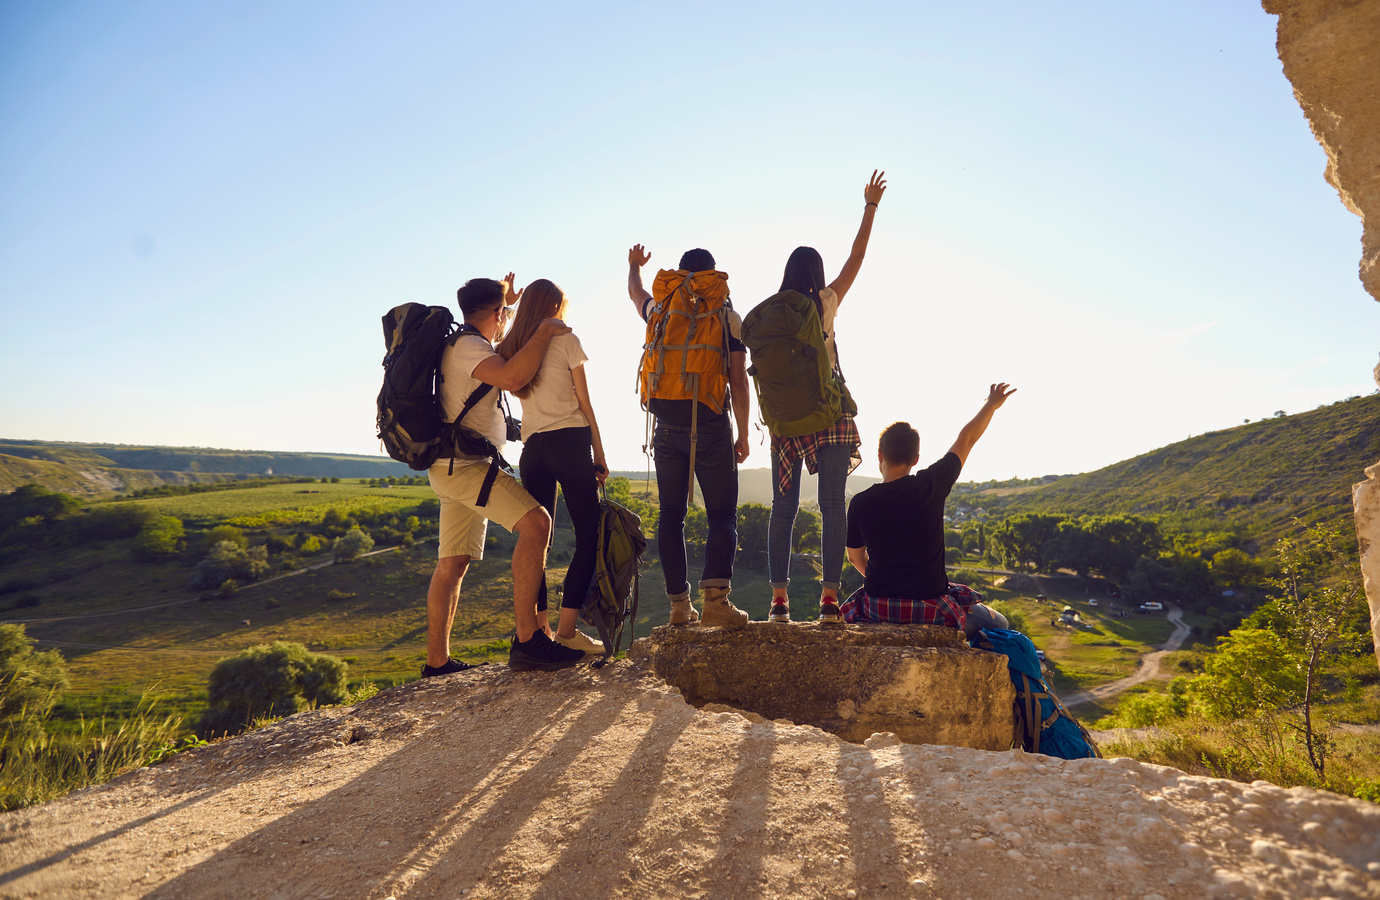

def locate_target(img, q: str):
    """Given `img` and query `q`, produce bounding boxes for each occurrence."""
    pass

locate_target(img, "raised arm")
[948,383,1017,466]
[826,170,887,306]
[627,244,653,317]
[571,365,608,485]
[471,319,571,392]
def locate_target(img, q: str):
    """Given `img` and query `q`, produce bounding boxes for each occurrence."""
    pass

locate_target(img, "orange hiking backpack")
[638,268,734,503]
[638,268,732,414]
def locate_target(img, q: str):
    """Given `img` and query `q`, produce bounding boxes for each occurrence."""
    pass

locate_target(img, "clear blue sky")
[2,1,1376,482]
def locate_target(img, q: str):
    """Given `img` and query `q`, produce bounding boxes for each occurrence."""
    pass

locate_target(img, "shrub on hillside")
[191,541,269,590]
[135,515,184,560]
[950,568,986,588]
[202,525,247,550]
[199,642,347,737]
[332,526,373,562]
[0,624,69,742]
[296,534,326,554]
[69,505,154,541]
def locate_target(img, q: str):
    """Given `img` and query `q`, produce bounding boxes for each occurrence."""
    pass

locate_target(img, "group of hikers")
[412,171,1017,676]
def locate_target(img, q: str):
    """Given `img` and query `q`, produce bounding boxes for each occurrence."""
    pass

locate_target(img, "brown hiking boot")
[669,590,699,627]
[700,585,749,628]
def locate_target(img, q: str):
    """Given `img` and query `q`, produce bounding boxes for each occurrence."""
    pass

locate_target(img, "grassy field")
[101,481,436,527]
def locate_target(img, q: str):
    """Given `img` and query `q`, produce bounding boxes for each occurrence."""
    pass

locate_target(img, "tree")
[1123,555,1180,605]
[135,515,184,560]
[203,524,247,550]
[1191,627,1304,720]
[988,513,1064,571]
[191,541,270,590]
[0,484,79,533]
[0,624,68,741]
[793,509,821,555]
[1267,524,1369,778]
[737,503,771,567]
[333,526,374,562]
[1212,548,1261,591]
[683,507,708,557]
[200,642,347,737]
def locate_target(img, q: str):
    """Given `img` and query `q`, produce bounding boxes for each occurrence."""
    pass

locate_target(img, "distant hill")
[0,440,414,497]
[988,394,1380,545]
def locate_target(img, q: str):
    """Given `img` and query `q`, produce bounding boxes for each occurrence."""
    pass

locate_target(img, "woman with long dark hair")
[496,279,608,654]
[768,170,887,625]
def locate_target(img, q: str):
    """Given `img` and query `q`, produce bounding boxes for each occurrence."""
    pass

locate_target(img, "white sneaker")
[554,630,605,655]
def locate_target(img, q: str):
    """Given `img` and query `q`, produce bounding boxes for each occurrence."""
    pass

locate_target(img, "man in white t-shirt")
[423,276,585,675]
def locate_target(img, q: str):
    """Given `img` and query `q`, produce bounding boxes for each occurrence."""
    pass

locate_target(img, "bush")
[0,624,69,738]
[199,642,348,737]
[985,599,1026,634]
[944,546,962,565]
[191,541,269,590]
[69,505,154,541]
[297,534,325,554]
[950,568,986,588]
[332,526,374,562]
[135,515,184,561]
[203,525,247,550]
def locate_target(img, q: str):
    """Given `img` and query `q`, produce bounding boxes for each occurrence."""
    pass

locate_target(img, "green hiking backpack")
[740,290,857,438]
[581,488,648,667]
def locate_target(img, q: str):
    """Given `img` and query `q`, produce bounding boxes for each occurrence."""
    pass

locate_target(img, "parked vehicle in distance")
[1088,598,1099,607]
[1139,601,1164,612]
[1035,649,1046,661]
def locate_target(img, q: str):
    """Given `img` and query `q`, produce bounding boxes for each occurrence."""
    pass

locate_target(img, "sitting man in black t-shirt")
[841,383,1016,635]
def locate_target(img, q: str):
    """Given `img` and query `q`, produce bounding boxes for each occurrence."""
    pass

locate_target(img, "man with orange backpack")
[627,245,751,628]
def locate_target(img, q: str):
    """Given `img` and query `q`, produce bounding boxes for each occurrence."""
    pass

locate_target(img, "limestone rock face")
[1267,0,1380,669]
[628,622,1019,750]
[1265,0,1380,304]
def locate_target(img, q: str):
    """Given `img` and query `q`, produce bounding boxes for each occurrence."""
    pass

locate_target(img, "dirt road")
[1062,606,1191,707]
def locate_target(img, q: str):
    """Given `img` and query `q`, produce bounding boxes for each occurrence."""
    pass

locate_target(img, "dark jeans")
[652,419,737,595]
[768,443,853,589]
[519,426,600,612]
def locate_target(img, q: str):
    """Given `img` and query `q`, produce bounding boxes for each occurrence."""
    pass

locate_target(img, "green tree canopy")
[200,642,347,737]
[0,625,68,737]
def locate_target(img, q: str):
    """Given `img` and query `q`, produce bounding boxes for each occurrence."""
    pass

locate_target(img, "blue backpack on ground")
[970,628,1101,759]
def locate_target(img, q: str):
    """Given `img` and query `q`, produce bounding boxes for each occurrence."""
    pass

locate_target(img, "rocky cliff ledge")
[2,660,1377,899]
[630,623,1016,750]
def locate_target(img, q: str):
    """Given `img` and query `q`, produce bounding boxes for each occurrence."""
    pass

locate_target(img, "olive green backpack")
[740,290,856,438]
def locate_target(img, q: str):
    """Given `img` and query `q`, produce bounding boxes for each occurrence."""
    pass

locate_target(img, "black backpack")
[375,302,514,506]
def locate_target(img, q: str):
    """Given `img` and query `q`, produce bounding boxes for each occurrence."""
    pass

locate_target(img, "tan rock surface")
[631,623,1017,750]
[3,662,1378,899]
[1266,0,1380,669]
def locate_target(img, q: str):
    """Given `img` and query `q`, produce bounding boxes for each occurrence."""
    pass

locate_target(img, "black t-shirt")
[642,296,745,427]
[846,452,963,599]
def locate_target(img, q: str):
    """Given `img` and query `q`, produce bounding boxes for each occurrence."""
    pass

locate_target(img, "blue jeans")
[652,420,738,595]
[769,443,853,590]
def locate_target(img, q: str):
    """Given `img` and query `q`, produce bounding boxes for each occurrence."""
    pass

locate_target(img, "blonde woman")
[496,279,608,655]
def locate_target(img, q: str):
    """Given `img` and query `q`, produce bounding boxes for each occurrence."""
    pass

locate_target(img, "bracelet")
[866,202,878,208]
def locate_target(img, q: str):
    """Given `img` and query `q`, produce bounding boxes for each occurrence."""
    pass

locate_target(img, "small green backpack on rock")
[740,290,856,438]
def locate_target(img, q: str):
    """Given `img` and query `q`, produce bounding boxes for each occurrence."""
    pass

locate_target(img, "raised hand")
[629,244,650,268]
[502,272,522,306]
[986,383,1017,408]
[864,170,887,207]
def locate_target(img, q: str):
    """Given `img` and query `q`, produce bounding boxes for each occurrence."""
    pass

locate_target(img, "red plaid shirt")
[839,583,983,629]
[771,415,862,495]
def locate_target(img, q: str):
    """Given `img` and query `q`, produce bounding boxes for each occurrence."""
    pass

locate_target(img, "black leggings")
[519,426,600,612]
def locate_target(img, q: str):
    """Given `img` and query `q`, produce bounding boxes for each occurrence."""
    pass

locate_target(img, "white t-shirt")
[437,332,505,466]
[819,286,841,371]
[518,332,590,441]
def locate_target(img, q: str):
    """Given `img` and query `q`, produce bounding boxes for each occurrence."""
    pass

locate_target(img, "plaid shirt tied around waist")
[771,415,862,495]
[839,582,983,629]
